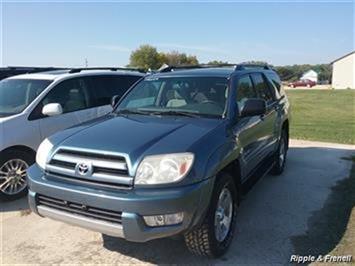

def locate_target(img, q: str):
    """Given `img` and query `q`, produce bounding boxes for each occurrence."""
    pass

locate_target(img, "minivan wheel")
[270,129,288,175]
[184,173,237,257]
[0,150,34,201]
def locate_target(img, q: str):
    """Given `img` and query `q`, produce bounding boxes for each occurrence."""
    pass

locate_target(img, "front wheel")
[270,129,288,175]
[184,173,238,257]
[0,150,34,201]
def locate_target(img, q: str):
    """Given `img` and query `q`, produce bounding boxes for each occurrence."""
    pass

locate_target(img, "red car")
[289,79,316,88]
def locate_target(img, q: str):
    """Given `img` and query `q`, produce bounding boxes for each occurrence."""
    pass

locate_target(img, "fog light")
[143,213,184,227]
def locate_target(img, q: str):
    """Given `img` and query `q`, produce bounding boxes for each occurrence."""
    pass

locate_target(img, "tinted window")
[90,75,141,107]
[269,73,281,91]
[42,78,90,114]
[266,72,283,99]
[0,79,51,117]
[251,73,274,103]
[236,75,257,111]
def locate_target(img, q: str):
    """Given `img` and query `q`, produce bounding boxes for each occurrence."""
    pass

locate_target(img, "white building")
[331,51,355,89]
[300,70,318,83]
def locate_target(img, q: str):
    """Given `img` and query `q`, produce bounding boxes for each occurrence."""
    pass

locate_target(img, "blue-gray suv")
[27,64,290,257]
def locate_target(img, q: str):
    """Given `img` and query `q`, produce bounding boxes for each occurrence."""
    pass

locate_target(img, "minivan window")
[89,75,141,107]
[0,79,52,117]
[41,78,90,114]
[251,73,274,103]
[117,77,229,117]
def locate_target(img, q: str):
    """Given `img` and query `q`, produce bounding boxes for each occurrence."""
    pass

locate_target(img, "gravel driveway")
[1,139,354,265]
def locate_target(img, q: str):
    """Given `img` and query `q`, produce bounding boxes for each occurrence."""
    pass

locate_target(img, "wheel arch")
[1,145,36,160]
[282,119,289,148]
[219,159,242,204]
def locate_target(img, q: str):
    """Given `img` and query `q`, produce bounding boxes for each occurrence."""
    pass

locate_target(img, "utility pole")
[84,58,88,67]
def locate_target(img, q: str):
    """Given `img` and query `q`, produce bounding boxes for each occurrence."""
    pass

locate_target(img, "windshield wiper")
[116,109,201,118]
[151,110,200,118]
[115,109,153,116]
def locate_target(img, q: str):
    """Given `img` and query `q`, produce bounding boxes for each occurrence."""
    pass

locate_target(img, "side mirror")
[42,103,63,117]
[111,95,121,108]
[240,98,266,117]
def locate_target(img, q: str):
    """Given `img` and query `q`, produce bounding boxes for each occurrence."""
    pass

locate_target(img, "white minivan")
[0,68,144,200]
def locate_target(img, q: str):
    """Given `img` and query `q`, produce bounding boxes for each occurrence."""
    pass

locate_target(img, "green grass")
[294,156,355,263]
[286,90,355,144]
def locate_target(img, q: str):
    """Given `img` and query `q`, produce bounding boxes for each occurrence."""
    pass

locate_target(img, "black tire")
[0,150,34,201]
[184,173,238,258]
[270,129,288,175]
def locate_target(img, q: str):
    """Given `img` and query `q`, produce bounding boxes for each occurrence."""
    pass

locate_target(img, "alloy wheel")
[214,187,233,242]
[0,159,28,195]
[279,137,286,167]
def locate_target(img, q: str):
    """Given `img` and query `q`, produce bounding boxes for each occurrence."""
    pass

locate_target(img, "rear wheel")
[0,150,34,201]
[184,173,238,257]
[270,129,288,175]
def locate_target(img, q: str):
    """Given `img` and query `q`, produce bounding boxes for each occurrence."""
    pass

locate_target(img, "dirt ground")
[1,139,354,265]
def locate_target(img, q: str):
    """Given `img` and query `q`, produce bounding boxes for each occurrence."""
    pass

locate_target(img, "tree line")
[128,44,198,70]
[128,45,332,82]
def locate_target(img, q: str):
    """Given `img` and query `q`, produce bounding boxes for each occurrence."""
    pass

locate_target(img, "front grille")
[46,148,133,190]
[37,194,122,224]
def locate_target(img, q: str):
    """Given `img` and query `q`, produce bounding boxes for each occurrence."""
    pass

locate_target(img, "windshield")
[117,76,229,118]
[0,79,52,117]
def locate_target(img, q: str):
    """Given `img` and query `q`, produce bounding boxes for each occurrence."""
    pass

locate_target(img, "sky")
[1,1,354,67]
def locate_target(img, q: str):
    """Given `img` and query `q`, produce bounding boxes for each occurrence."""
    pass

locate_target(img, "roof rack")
[235,64,271,70]
[0,66,67,71]
[68,67,146,74]
[158,63,236,73]
[158,63,272,73]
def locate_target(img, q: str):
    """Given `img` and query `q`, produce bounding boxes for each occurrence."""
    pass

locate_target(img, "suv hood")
[55,114,223,164]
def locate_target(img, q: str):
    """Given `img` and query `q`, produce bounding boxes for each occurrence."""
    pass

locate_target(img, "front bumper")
[27,164,214,242]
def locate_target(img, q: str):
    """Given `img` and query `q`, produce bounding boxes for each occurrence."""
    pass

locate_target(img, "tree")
[207,60,229,65]
[161,51,198,66]
[274,64,332,82]
[129,46,199,69]
[129,45,162,70]
[240,60,270,66]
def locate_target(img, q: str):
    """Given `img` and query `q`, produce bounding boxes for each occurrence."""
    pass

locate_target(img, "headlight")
[36,138,54,170]
[135,153,194,185]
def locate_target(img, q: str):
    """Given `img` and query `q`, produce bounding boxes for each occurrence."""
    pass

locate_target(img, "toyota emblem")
[75,162,93,177]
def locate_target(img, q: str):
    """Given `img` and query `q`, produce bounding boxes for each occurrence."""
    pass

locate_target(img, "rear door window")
[236,75,257,111]
[89,75,141,107]
[266,72,285,99]
[251,73,274,104]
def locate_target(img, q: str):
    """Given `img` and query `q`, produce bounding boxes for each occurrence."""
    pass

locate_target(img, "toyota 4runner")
[27,64,290,257]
